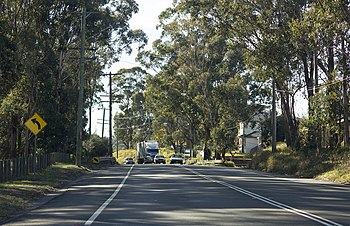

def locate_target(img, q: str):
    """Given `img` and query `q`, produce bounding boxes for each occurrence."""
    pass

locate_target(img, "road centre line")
[84,165,134,225]
[183,166,343,226]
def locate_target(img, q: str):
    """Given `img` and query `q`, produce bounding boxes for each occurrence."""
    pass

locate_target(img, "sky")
[89,0,308,137]
[89,0,174,137]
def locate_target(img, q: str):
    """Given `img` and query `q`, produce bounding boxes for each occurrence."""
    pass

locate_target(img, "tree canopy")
[1,0,349,163]
[137,0,349,159]
[0,0,146,159]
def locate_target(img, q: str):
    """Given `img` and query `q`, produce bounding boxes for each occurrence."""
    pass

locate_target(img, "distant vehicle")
[184,149,191,159]
[124,157,135,164]
[154,155,166,164]
[136,140,159,164]
[170,154,184,164]
[144,140,159,161]
[143,155,153,164]
[92,156,116,165]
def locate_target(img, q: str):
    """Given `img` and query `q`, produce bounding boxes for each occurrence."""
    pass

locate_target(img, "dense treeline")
[137,0,350,161]
[0,0,146,159]
[1,0,349,166]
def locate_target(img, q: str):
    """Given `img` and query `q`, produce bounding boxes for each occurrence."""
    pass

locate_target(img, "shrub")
[114,149,136,164]
[223,161,235,167]
[251,144,300,175]
[266,154,299,175]
[251,150,271,171]
[251,142,349,181]
[316,161,350,184]
[83,135,108,160]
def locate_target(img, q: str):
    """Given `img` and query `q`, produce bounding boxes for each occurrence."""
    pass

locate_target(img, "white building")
[238,115,264,154]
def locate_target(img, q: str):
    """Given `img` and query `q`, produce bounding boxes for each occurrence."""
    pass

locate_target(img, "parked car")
[154,155,166,164]
[170,154,184,164]
[123,157,135,164]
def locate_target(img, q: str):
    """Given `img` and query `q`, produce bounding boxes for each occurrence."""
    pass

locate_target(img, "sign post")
[25,113,47,174]
[34,135,37,173]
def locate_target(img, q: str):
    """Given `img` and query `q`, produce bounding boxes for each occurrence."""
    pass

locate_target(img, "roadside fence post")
[0,160,3,183]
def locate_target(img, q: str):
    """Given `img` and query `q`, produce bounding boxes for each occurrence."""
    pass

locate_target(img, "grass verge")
[250,143,350,184]
[316,163,350,184]
[0,163,90,221]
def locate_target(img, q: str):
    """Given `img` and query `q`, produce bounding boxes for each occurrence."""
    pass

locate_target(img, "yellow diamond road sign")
[92,157,100,164]
[25,113,47,135]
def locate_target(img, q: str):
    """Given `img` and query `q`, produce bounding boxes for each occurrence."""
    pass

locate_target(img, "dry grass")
[251,143,350,184]
[316,163,350,184]
[0,163,89,221]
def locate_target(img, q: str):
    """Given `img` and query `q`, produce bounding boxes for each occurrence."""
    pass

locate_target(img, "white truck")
[136,140,159,164]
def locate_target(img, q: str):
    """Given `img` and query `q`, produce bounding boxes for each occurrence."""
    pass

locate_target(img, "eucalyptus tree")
[228,0,350,155]
[0,0,147,159]
[0,22,17,100]
[290,0,350,152]
[140,0,253,158]
[227,0,310,149]
[113,67,148,149]
[0,0,50,158]
[0,10,18,158]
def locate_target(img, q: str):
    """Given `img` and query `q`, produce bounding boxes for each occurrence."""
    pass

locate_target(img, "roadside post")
[24,113,47,174]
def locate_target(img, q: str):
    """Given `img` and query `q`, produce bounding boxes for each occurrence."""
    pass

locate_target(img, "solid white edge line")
[183,166,343,226]
[84,165,134,225]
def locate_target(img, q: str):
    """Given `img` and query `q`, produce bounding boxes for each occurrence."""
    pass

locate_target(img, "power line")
[304,76,350,92]
[116,115,144,120]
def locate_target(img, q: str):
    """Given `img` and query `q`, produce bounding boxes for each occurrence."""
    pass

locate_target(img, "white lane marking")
[184,167,343,226]
[85,165,134,225]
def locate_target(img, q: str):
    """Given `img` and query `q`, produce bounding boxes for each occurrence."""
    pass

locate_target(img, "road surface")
[4,165,350,225]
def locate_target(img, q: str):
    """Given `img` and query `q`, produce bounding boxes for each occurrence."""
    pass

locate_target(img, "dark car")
[123,157,135,164]
[154,155,166,164]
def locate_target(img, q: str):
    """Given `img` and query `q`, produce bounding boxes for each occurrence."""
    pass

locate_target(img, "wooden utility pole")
[272,79,277,153]
[109,72,113,157]
[116,117,119,158]
[342,39,349,146]
[102,108,106,138]
[75,4,86,167]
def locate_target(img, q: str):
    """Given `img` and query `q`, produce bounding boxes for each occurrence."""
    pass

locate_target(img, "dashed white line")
[84,165,134,225]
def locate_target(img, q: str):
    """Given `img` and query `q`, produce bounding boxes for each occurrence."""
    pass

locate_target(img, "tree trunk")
[10,116,17,158]
[342,39,349,146]
[276,81,298,149]
[327,45,339,150]
[314,52,321,152]
[303,52,314,99]
[18,126,22,157]
[308,51,321,152]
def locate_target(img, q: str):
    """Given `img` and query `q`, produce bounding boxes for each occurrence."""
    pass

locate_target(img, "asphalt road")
[4,165,350,226]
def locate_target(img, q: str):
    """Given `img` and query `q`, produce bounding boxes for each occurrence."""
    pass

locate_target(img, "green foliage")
[252,143,298,174]
[316,164,350,184]
[251,150,272,171]
[114,149,136,164]
[252,149,302,175]
[82,134,108,160]
[136,0,349,161]
[1,0,349,172]
[0,0,146,159]
[0,78,29,158]
[141,0,254,157]
[113,67,149,148]
[266,154,300,175]
[223,161,236,167]
[251,142,349,179]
